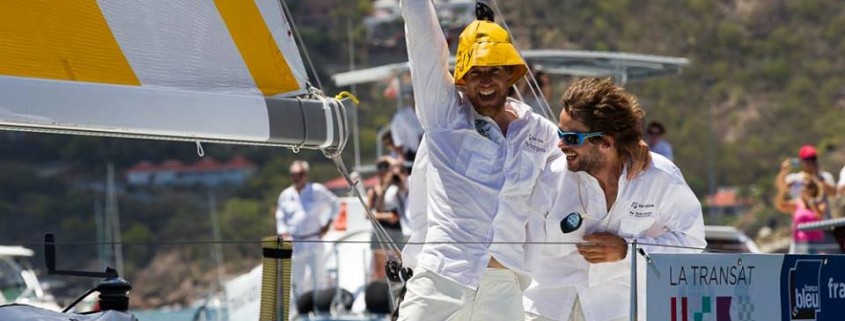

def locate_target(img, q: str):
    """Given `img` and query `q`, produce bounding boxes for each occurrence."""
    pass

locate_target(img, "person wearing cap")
[275,160,340,300]
[775,158,827,254]
[523,78,705,321]
[398,0,560,320]
[784,145,835,202]
[779,145,836,253]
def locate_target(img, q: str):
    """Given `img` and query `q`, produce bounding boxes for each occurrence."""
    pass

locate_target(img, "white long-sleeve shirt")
[276,182,340,251]
[402,138,429,268]
[523,153,706,321]
[402,0,559,289]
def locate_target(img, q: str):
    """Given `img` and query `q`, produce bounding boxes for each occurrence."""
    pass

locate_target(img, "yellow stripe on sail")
[214,0,300,96]
[0,1,139,86]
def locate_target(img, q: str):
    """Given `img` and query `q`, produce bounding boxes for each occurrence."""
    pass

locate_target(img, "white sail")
[0,0,349,149]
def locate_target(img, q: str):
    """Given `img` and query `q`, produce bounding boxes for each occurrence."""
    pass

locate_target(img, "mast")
[106,163,124,277]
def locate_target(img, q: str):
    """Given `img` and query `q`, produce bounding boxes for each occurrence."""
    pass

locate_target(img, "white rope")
[195,141,205,157]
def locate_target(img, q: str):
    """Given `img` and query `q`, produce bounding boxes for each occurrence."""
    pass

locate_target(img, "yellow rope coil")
[335,91,360,105]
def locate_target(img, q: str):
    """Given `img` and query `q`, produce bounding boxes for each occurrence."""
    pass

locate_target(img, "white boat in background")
[0,246,60,311]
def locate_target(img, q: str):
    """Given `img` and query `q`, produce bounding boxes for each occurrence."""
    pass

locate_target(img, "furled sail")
[0,0,350,149]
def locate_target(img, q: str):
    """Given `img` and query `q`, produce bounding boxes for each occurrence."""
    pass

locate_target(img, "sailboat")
[0,245,61,311]
[0,1,358,321]
[0,1,694,320]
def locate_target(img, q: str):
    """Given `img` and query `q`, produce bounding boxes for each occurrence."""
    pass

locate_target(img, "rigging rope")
[487,0,556,121]
[277,0,409,307]
[4,239,727,253]
[279,0,323,89]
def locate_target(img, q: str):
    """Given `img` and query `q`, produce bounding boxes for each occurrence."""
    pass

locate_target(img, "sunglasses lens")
[562,134,580,146]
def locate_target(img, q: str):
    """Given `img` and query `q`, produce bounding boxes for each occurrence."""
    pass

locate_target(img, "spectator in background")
[275,160,340,299]
[785,145,836,205]
[645,121,674,161]
[775,158,826,253]
[390,88,424,162]
[381,130,404,161]
[518,68,553,114]
[366,155,407,281]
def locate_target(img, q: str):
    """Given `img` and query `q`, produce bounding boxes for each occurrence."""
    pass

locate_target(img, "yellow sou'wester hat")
[453,20,527,87]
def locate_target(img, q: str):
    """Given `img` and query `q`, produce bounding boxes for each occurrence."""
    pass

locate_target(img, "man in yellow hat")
[397,1,561,320]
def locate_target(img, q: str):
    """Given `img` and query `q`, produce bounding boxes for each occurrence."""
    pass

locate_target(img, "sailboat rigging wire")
[3,239,728,252]
[279,0,323,89]
[313,91,404,264]
[327,154,403,256]
[487,0,556,121]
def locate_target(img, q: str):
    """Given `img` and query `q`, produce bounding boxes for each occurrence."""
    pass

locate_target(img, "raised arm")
[401,0,460,129]
[774,158,797,213]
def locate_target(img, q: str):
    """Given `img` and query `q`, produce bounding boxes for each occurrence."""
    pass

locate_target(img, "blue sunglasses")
[558,129,604,146]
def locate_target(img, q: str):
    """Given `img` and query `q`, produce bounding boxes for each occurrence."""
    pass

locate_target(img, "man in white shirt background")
[523,78,706,321]
[398,1,560,320]
[275,160,340,301]
[390,88,424,163]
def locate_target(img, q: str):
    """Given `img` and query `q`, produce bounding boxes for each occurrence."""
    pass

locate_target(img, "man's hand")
[280,233,292,241]
[576,232,628,263]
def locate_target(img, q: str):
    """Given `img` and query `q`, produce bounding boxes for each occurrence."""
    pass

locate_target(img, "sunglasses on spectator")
[558,129,604,146]
[290,172,305,178]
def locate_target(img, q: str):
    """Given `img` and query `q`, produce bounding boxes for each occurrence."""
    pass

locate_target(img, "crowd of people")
[272,1,841,320]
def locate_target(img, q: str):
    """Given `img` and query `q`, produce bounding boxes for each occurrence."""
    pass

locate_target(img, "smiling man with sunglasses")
[397,1,560,320]
[523,78,706,321]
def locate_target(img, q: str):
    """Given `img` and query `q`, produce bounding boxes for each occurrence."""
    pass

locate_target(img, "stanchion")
[630,239,637,321]
[260,236,293,321]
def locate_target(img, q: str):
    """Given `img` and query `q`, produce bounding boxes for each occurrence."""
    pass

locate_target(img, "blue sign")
[780,255,845,321]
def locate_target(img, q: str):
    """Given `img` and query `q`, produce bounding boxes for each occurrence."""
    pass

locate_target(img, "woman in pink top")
[776,158,826,253]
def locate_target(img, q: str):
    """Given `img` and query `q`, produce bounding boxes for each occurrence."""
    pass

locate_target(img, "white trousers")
[524,297,627,321]
[398,268,523,321]
[291,244,326,297]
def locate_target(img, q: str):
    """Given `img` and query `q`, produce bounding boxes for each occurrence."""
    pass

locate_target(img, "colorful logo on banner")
[670,296,732,321]
[788,260,824,320]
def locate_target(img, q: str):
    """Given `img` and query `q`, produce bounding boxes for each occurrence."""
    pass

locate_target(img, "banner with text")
[647,254,845,321]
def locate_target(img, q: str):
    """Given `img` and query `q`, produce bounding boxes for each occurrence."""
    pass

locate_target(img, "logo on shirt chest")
[629,201,655,217]
[523,134,547,153]
[474,119,492,139]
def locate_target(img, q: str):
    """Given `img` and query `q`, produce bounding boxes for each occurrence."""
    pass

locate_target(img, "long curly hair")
[560,77,651,176]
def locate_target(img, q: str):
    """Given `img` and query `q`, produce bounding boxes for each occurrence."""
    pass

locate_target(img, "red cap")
[799,145,817,159]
